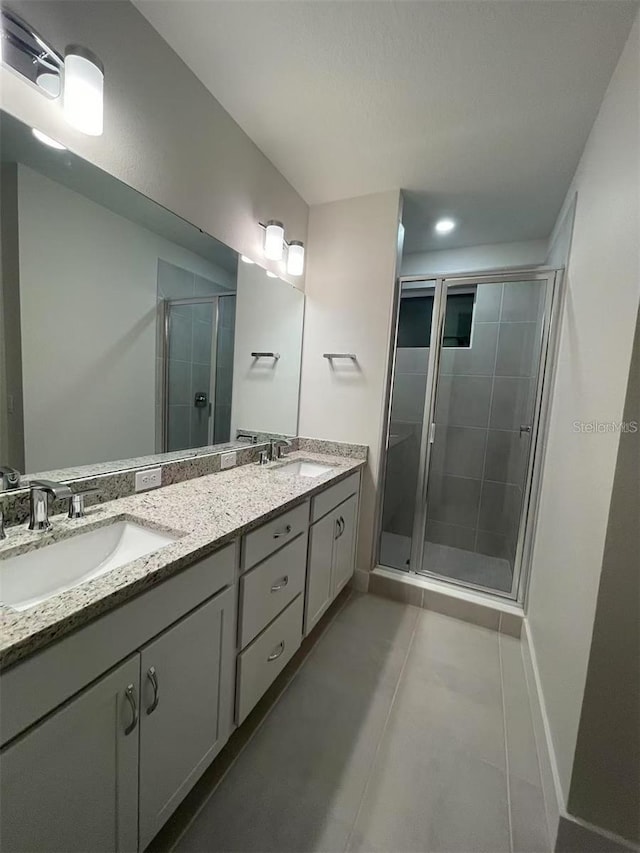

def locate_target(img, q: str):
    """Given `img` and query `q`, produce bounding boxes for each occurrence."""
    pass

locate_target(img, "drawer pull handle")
[273,524,292,540]
[124,684,138,735]
[335,517,345,539]
[146,666,159,715]
[271,575,289,592]
[267,641,285,662]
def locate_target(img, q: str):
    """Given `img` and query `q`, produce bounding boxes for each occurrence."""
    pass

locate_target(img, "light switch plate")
[220,451,237,470]
[135,467,162,492]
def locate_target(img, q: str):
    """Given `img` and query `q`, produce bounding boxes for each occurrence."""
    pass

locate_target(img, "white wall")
[231,264,304,437]
[401,239,547,277]
[299,190,403,574]
[0,0,307,286]
[526,10,640,810]
[17,166,230,472]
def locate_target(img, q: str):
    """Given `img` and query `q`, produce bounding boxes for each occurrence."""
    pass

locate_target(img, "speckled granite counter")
[0,451,365,670]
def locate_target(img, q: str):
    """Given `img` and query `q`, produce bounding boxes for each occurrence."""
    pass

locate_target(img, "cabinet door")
[304,510,338,635]
[333,494,358,595]
[138,586,235,850]
[0,655,140,853]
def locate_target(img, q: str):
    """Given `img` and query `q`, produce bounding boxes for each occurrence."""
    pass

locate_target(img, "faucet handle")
[68,488,100,519]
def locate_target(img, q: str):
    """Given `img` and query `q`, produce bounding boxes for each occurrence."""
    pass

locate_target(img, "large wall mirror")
[0,111,304,488]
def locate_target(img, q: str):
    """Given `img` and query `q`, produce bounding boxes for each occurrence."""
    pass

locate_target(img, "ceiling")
[136,0,638,253]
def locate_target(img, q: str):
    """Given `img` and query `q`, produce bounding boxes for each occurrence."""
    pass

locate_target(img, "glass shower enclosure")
[378,269,560,601]
[160,294,236,452]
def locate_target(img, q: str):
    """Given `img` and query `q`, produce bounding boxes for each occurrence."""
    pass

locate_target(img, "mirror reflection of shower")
[157,264,236,453]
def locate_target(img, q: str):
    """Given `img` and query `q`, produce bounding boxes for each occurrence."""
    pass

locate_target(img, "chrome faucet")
[29,480,73,532]
[269,438,292,461]
[0,465,21,491]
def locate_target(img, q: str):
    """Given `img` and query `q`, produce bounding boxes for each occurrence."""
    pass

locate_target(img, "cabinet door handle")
[124,684,138,735]
[146,666,159,715]
[267,640,285,662]
[270,575,289,592]
[340,517,345,537]
[335,518,341,540]
[273,524,292,540]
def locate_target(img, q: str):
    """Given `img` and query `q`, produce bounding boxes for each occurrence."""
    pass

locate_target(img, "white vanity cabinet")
[235,502,311,725]
[305,474,360,635]
[0,546,237,853]
[1,655,140,853]
[138,587,235,850]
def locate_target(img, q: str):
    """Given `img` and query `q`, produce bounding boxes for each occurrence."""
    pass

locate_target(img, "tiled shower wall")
[427,281,544,564]
[384,281,544,567]
[156,259,235,452]
[383,347,429,537]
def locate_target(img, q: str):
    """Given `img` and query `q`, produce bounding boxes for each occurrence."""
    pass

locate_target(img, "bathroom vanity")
[0,451,363,852]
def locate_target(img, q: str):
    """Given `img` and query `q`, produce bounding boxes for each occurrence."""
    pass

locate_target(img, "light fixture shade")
[264,220,284,261]
[63,47,104,136]
[287,241,305,276]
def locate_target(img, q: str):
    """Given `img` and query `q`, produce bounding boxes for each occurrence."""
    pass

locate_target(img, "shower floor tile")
[379,531,512,593]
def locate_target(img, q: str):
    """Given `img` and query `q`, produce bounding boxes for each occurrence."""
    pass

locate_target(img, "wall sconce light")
[286,241,305,277]
[263,220,285,261]
[259,220,305,276]
[1,8,104,137]
[63,47,104,136]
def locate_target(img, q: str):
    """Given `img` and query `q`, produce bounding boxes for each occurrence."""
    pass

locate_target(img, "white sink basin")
[0,521,177,612]
[272,460,336,478]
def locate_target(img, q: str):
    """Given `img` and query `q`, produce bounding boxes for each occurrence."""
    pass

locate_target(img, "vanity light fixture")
[435,218,456,235]
[240,255,255,264]
[63,47,104,136]
[32,128,66,150]
[286,241,305,277]
[0,9,104,136]
[263,220,285,261]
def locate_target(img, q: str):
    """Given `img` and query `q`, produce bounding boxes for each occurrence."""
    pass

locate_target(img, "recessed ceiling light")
[435,218,456,235]
[31,128,66,150]
[240,255,254,264]
[266,271,278,278]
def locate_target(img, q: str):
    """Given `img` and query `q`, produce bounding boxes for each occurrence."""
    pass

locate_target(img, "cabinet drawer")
[241,501,309,571]
[236,595,303,724]
[239,531,308,649]
[311,472,360,522]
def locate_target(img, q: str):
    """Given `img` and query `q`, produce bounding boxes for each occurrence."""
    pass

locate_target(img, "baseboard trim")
[521,618,564,848]
[520,621,639,853]
[556,813,640,853]
[349,568,370,593]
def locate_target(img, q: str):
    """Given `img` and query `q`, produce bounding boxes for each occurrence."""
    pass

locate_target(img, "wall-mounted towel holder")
[323,352,357,361]
[251,352,280,359]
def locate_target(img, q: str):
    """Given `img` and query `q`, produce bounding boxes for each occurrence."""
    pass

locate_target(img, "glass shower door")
[163,295,236,452]
[378,280,437,571]
[420,277,549,595]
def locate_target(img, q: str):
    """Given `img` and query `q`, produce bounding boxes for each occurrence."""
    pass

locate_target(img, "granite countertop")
[0,451,365,670]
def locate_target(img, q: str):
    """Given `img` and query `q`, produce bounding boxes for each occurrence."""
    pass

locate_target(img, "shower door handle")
[519,424,532,436]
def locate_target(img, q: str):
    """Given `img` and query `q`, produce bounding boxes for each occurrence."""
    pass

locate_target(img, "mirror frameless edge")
[0,110,304,492]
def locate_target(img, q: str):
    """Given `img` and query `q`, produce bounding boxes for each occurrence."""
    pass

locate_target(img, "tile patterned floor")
[169,592,550,853]
[380,531,513,593]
